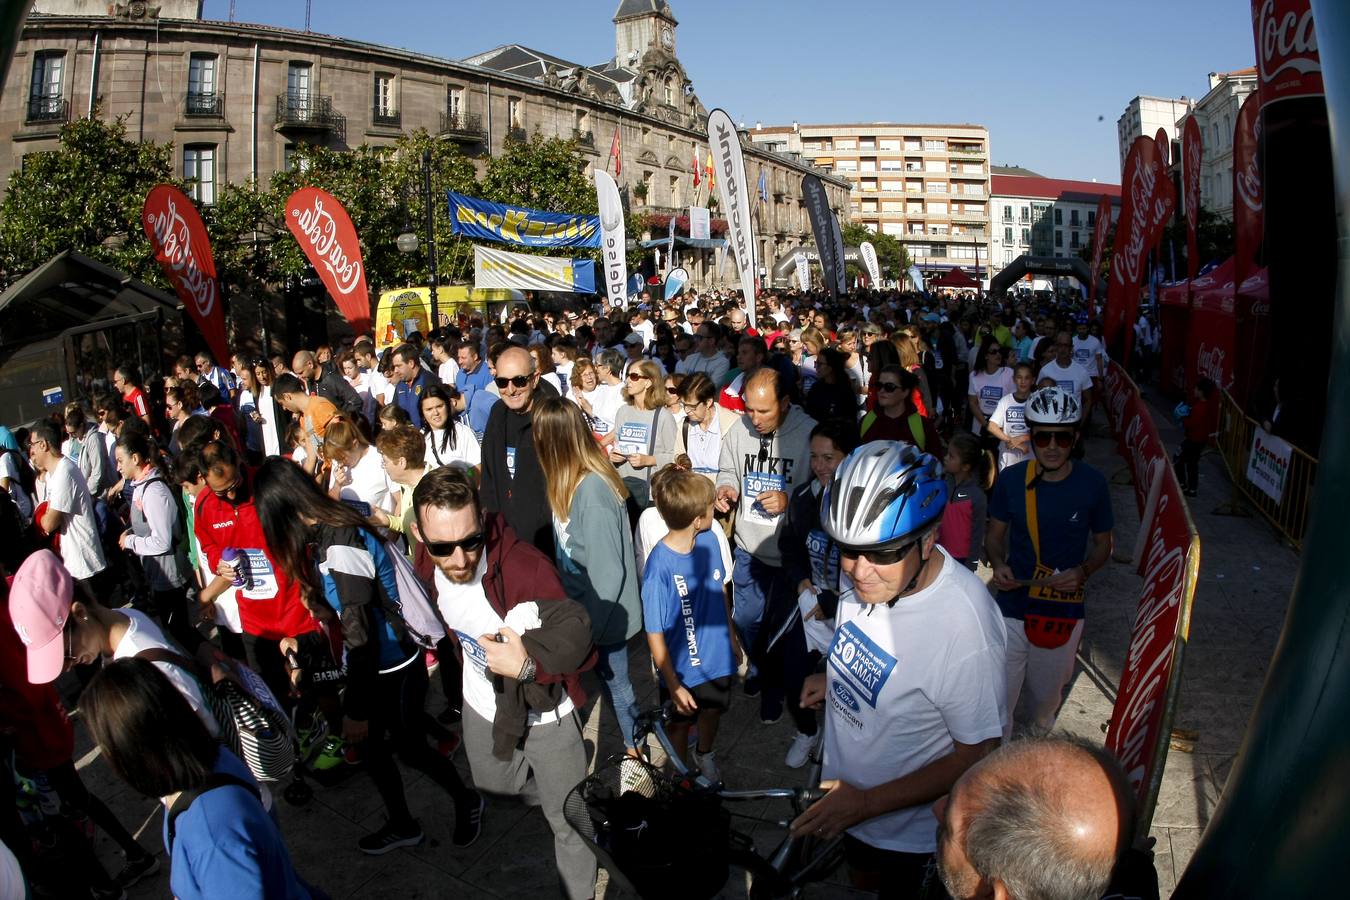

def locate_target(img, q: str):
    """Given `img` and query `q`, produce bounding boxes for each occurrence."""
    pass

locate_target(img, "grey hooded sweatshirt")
[716,405,817,567]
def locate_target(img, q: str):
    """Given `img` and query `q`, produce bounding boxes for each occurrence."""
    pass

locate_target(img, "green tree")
[841,222,912,282]
[0,114,178,287]
[480,131,597,225]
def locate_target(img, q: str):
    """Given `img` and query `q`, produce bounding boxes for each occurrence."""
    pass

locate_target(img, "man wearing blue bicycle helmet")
[792,441,1007,899]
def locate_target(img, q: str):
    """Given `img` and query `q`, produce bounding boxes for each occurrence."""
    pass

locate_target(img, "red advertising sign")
[1154,127,1170,168]
[1183,117,1203,283]
[1232,91,1264,288]
[1088,194,1113,317]
[1101,361,1198,817]
[284,187,372,334]
[1105,137,1176,362]
[142,184,228,365]
[1252,0,1322,106]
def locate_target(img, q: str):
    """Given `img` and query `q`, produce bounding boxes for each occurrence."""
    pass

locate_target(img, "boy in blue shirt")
[642,463,742,783]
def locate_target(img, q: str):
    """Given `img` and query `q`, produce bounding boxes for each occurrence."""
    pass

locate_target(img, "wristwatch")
[517,656,538,684]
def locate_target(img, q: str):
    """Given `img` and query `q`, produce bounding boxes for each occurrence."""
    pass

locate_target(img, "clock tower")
[613,1,678,66]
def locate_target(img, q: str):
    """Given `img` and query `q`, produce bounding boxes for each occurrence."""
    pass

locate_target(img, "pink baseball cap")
[8,550,74,684]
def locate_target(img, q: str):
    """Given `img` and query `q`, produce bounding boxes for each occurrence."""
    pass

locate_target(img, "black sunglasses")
[838,540,917,567]
[422,531,487,557]
[494,375,531,390]
[1032,431,1076,448]
[877,382,902,392]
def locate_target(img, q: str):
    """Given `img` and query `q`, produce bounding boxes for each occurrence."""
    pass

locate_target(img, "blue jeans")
[597,639,640,750]
[732,548,782,676]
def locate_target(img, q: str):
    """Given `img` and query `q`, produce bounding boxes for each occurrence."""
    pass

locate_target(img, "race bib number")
[805,527,838,589]
[979,385,1003,413]
[506,446,517,480]
[1074,348,1092,367]
[238,548,280,600]
[1057,379,1077,395]
[1024,564,1085,649]
[1004,405,1027,436]
[828,621,897,714]
[742,471,786,525]
[341,498,371,517]
[456,629,491,679]
[615,421,650,456]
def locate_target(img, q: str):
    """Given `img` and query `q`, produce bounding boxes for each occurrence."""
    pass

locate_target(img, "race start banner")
[473,244,596,293]
[1246,426,1293,502]
[708,108,758,329]
[142,184,228,365]
[593,170,628,310]
[285,187,372,334]
[1101,361,1200,829]
[448,191,601,249]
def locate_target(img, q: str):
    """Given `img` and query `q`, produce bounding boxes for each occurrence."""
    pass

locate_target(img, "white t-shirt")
[989,392,1032,471]
[579,383,625,438]
[823,548,1007,852]
[1072,335,1106,376]
[438,358,461,389]
[331,445,398,517]
[364,368,396,405]
[423,423,482,471]
[0,451,33,520]
[112,609,219,736]
[967,367,1017,431]
[45,456,105,580]
[1038,360,1095,404]
[257,385,282,458]
[635,507,733,578]
[433,559,575,724]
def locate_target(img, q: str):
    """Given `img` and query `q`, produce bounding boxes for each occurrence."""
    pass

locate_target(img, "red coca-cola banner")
[1154,127,1170,167]
[1252,0,1322,106]
[1183,117,1203,283]
[142,185,229,365]
[1232,91,1264,288]
[1101,361,1198,817]
[1105,137,1176,362]
[285,187,372,334]
[1088,194,1113,317]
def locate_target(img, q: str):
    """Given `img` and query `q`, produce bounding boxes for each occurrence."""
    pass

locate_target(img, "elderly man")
[934,737,1133,900]
[293,348,363,418]
[479,346,559,555]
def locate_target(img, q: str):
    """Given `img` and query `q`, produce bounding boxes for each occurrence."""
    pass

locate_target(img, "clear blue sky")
[204,0,1255,183]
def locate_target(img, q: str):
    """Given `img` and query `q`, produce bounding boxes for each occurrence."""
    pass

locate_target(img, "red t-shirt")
[1184,395,1218,443]
[123,386,149,418]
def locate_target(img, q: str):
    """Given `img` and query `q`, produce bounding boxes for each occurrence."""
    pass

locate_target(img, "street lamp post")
[398,147,439,330]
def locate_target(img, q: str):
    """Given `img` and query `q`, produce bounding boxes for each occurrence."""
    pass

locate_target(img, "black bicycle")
[564,706,845,899]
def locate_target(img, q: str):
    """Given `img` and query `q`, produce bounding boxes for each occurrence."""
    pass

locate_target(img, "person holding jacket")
[254,458,484,854]
[714,368,817,719]
[534,397,644,756]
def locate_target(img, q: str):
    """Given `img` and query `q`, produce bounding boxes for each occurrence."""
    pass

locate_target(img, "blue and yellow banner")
[448,192,601,249]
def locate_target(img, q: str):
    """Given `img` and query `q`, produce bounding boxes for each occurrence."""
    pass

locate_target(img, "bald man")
[934,737,1135,900]
[478,345,561,555]
[293,348,364,418]
[715,367,816,720]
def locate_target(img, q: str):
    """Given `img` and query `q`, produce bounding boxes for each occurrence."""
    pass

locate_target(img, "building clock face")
[661,26,673,49]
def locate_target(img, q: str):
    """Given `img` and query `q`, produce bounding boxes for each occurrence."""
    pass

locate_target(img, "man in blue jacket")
[391,343,438,429]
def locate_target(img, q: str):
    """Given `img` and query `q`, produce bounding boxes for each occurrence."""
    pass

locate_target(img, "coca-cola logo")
[1255,0,1321,97]
[1184,134,1201,225]
[1196,343,1231,388]
[1115,152,1173,288]
[145,194,216,319]
[291,196,363,295]
[1234,100,1263,214]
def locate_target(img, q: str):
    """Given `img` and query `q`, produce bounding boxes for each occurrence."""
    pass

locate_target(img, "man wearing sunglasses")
[411,466,597,900]
[986,387,1114,738]
[479,346,560,556]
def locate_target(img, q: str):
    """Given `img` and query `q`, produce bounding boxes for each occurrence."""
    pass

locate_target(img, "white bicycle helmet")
[820,442,947,551]
[1025,387,1082,426]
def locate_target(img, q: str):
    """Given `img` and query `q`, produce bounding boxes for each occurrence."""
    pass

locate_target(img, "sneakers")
[358,820,425,855]
[310,736,347,771]
[743,675,761,697]
[296,716,329,762]
[784,731,821,769]
[452,791,485,847]
[759,698,784,725]
[437,706,463,726]
[694,750,721,784]
[113,853,159,889]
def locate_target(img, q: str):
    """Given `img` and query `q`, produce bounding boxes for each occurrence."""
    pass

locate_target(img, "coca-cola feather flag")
[1104,137,1175,363]
[142,185,228,364]
[285,187,371,335]
[1183,116,1203,283]
[1232,91,1264,288]
[1087,194,1112,317]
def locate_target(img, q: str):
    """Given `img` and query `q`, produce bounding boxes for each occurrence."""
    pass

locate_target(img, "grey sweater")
[553,473,643,646]
[716,405,818,566]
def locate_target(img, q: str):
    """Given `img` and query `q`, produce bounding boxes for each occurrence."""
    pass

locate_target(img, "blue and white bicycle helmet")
[820,442,947,551]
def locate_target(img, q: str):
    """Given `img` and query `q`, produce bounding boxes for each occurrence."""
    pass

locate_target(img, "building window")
[1004,226,1013,243]
[1002,205,1013,222]
[184,145,216,205]
[669,175,680,207]
[373,72,397,123]
[1070,210,1081,227]
[1054,208,1062,225]
[1054,230,1063,247]
[1021,228,1030,243]
[1020,206,1030,224]
[287,61,311,100]
[1071,231,1081,249]
[447,85,464,117]
[508,97,522,131]
[663,78,674,106]
[28,50,65,121]
[186,53,218,115]
[1087,209,1096,227]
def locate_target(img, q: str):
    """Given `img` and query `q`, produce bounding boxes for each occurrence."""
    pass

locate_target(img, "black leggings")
[362,658,473,827]
[150,584,203,654]
[760,618,822,736]
[1178,438,1205,492]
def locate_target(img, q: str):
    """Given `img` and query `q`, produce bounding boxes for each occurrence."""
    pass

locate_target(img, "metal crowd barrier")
[1214,390,1318,550]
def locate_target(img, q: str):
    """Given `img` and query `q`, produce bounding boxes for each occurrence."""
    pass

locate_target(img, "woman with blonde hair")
[608,358,676,509]
[893,325,934,417]
[322,417,398,520]
[534,396,643,756]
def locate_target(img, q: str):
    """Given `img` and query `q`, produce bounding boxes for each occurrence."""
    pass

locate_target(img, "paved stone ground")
[64,388,1298,899]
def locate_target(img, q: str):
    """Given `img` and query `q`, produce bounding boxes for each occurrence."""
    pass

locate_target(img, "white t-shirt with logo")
[1038,360,1095,404]
[112,609,220,737]
[967,367,1017,432]
[433,558,574,725]
[1072,335,1106,376]
[45,456,106,580]
[989,392,1032,471]
[822,547,1007,852]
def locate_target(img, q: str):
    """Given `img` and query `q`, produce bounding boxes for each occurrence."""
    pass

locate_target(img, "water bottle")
[221,548,245,587]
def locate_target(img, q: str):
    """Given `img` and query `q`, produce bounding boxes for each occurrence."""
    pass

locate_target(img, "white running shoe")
[694,750,721,784]
[784,731,821,769]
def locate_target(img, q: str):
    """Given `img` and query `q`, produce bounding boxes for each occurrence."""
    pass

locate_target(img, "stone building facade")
[4,0,850,289]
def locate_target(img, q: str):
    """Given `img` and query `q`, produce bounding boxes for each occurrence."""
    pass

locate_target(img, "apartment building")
[1117,95,1190,173]
[1174,68,1257,221]
[988,168,1121,280]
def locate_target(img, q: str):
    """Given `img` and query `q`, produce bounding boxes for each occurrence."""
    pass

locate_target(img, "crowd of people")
[0,284,1149,900]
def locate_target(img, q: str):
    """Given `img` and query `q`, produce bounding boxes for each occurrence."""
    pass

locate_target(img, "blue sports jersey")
[642,529,736,688]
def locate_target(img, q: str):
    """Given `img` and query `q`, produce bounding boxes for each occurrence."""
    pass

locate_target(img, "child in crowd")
[641,458,741,783]
[937,431,993,571]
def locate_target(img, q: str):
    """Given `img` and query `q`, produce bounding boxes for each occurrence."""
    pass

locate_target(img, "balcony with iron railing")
[26,95,68,125]
[185,92,223,117]
[275,94,344,134]
[439,111,486,142]
[372,107,401,129]
[506,125,528,143]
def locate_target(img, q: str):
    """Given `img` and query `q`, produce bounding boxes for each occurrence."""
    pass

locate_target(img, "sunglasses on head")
[1032,431,1076,448]
[422,531,487,557]
[494,375,531,389]
[838,540,917,567]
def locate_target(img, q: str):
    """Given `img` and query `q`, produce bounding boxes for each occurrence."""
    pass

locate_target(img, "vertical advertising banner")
[1252,0,1323,107]
[802,173,841,301]
[1154,127,1171,166]
[708,109,758,329]
[1232,91,1265,288]
[1183,117,1204,283]
[142,184,229,365]
[593,170,628,310]
[688,205,711,241]
[793,251,811,291]
[285,187,372,334]
[859,241,881,287]
[1105,137,1176,362]
[829,214,847,296]
[1088,194,1113,317]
